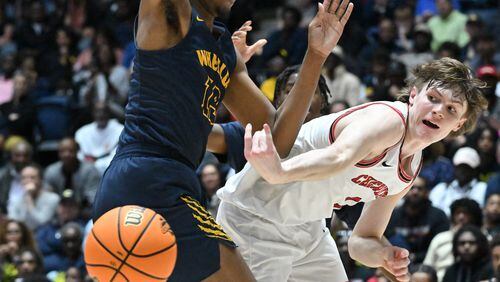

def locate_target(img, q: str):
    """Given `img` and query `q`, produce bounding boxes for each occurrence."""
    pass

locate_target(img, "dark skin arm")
[138,0,353,159]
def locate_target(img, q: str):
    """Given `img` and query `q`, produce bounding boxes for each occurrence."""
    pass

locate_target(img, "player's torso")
[218,101,423,225]
[118,9,237,168]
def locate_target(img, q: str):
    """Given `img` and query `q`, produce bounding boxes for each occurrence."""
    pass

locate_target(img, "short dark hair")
[450,198,483,227]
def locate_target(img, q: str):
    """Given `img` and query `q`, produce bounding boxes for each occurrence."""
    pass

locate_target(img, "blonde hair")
[398,58,488,136]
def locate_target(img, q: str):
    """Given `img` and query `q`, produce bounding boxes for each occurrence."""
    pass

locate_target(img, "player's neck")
[400,126,426,160]
[191,0,215,29]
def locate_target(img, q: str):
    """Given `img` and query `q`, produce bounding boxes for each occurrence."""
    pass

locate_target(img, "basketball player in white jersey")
[216,58,488,282]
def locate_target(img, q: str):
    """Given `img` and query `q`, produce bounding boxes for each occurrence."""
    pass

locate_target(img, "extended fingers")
[244,123,253,155]
[340,3,354,26]
[334,0,349,17]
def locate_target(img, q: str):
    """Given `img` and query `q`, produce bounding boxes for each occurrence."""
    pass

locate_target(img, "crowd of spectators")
[0,0,496,281]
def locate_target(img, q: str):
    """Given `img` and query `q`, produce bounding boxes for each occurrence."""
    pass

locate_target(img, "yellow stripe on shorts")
[180,195,234,243]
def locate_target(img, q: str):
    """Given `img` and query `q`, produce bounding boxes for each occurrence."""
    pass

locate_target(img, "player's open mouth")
[423,120,439,129]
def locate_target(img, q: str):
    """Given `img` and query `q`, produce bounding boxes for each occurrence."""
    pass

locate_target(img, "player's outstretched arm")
[136,0,191,50]
[348,189,412,282]
[244,105,404,184]
[224,0,354,158]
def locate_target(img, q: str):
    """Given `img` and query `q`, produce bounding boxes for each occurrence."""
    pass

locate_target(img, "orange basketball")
[84,206,177,282]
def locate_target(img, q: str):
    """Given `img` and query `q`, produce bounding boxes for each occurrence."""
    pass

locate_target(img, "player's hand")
[232,21,267,63]
[381,246,410,282]
[244,124,285,184]
[308,0,354,59]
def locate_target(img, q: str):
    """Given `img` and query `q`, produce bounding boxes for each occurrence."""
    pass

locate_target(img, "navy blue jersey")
[118,9,237,168]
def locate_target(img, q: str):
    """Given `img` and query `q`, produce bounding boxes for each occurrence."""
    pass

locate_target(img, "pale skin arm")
[224,0,354,158]
[348,189,412,282]
[244,105,405,184]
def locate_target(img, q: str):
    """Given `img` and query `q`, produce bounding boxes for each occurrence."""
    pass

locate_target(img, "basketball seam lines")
[89,229,168,280]
[111,212,158,282]
[128,240,176,257]
[117,207,130,253]
[85,263,129,282]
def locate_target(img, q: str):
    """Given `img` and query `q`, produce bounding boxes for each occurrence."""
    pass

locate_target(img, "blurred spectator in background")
[428,0,469,52]
[424,198,483,281]
[463,14,484,66]
[43,222,84,275]
[44,137,100,208]
[36,193,83,261]
[200,163,223,217]
[436,41,462,60]
[442,225,493,281]
[0,72,36,143]
[0,219,37,281]
[430,147,487,215]
[13,247,49,281]
[386,60,407,100]
[259,6,307,67]
[0,23,17,58]
[476,65,498,115]
[483,193,500,242]
[363,50,392,101]
[0,53,17,105]
[37,27,77,92]
[467,125,498,182]
[420,141,455,189]
[491,235,500,281]
[74,102,123,175]
[8,164,60,230]
[323,46,363,107]
[0,140,33,214]
[386,176,449,264]
[410,264,438,282]
[393,5,415,53]
[415,0,460,21]
[16,1,54,54]
[469,34,500,72]
[396,24,435,75]
[359,18,403,70]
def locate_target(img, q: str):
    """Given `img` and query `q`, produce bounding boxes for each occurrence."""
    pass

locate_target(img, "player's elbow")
[347,235,362,261]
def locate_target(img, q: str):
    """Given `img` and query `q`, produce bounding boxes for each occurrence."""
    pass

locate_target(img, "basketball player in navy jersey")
[92,0,353,281]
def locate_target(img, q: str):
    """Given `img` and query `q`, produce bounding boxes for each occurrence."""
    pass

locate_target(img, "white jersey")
[218,101,423,225]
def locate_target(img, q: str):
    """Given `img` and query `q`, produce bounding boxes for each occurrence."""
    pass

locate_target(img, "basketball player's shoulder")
[359,102,406,128]
[137,0,191,50]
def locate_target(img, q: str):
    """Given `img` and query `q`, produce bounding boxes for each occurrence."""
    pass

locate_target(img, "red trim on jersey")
[333,203,343,209]
[329,102,406,167]
[345,197,362,202]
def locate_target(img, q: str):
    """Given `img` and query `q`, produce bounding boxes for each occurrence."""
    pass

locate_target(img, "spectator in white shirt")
[74,102,123,175]
[430,147,487,215]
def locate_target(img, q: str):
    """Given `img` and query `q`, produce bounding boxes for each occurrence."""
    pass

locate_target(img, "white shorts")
[217,201,348,282]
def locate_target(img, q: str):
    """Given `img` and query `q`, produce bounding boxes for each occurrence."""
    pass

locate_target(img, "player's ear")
[452,118,467,132]
[409,86,418,106]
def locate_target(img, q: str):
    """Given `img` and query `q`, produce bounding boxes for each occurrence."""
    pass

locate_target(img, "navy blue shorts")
[93,155,236,281]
